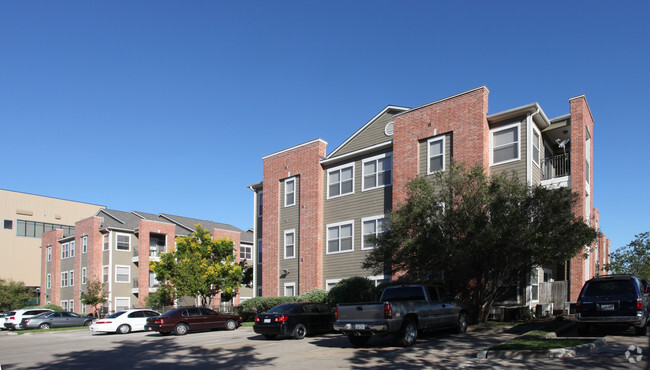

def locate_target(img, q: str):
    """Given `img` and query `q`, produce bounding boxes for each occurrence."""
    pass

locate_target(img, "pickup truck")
[333,284,468,346]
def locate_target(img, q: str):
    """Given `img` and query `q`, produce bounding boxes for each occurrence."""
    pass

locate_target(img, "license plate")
[354,324,365,330]
[264,319,271,324]
[600,304,615,311]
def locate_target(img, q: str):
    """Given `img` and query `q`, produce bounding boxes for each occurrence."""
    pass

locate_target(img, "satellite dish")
[555,138,569,155]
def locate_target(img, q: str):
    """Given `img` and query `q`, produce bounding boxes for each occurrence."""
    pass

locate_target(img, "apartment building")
[40,208,253,314]
[250,86,610,307]
[0,189,104,288]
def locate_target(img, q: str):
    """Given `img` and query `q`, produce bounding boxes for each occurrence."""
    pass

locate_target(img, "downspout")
[526,108,541,187]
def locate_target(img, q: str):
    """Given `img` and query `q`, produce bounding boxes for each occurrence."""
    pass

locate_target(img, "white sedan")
[89,309,160,334]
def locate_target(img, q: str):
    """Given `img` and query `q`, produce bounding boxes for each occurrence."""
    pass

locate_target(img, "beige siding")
[332,110,400,158]
[490,118,527,181]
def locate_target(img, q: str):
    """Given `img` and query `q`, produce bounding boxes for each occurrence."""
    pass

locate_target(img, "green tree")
[80,279,108,317]
[605,232,650,281]
[326,277,375,306]
[0,279,35,311]
[151,225,243,307]
[145,283,176,311]
[363,163,598,323]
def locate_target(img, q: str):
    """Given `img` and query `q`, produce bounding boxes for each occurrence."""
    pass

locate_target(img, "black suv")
[576,275,649,335]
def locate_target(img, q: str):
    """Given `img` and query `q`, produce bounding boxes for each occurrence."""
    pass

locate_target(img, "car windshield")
[266,304,300,314]
[7,312,16,316]
[583,280,636,297]
[161,310,181,317]
[381,287,425,301]
[106,312,125,319]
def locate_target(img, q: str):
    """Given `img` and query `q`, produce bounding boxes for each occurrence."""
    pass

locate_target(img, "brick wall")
[40,229,63,305]
[73,217,103,313]
[138,220,176,307]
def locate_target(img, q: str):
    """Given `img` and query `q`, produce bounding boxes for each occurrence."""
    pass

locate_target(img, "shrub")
[298,288,328,303]
[327,276,375,306]
[237,296,298,322]
[24,304,63,311]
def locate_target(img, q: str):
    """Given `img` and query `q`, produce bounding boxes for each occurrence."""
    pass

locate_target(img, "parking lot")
[0,325,647,369]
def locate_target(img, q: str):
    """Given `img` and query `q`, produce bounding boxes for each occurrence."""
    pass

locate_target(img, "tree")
[145,282,176,311]
[605,232,650,281]
[363,163,598,323]
[80,279,108,317]
[326,277,375,306]
[150,225,243,307]
[0,279,35,311]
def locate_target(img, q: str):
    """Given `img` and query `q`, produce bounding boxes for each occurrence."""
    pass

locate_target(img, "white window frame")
[427,136,446,174]
[284,229,296,259]
[531,126,541,167]
[257,239,262,265]
[490,122,521,166]
[47,246,52,262]
[115,265,130,283]
[102,265,109,283]
[284,177,296,207]
[46,273,51,289]
[82,236,88,254]
[362,152,392,191]
[61,243,69,259]
[284,282,296,297]
[368,275,391,287]
[70,240,75,257]
[115,233,131,251]
[69,270,74,286]
[69,300,74,313]
[326,279,342,291]
[62,300,68,311]
[61,271,68,287]
[361,215,386,250]
[81,304,86,314]
[240,244,252,260]
[115,297,130,311]
[82,267,87,285]
[327,163,355,199]
[103,234,109,251]
[326,220,354,255]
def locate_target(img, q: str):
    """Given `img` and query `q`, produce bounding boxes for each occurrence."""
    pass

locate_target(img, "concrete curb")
[477,338,606,359]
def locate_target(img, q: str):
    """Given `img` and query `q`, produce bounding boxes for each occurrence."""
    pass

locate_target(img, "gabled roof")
[487,102,551,129]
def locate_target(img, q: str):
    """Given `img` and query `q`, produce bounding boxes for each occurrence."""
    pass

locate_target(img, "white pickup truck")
[333,284,468,346]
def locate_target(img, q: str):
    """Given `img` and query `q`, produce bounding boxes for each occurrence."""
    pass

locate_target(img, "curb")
[477,338,606,359]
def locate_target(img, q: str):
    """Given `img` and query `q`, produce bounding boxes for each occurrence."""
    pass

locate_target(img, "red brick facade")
[137,220,177,307]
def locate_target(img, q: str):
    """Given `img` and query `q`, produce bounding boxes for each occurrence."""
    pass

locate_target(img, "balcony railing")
[542,153,570,180]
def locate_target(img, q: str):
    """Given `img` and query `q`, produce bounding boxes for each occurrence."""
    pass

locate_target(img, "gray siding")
[418,132,453,177]
[279,177,300,296]
[490,118,527,181]
[331,110,400,158]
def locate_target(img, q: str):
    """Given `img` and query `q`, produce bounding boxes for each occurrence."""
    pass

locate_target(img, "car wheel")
[348,335,371,347]
[397,319,417,347]
[83,320,93,327]
[456,312,468,334]
[634,324,648,336]
[117,324,131,334]
[174,323,189,336]
[263,334,277,339]
[225,319,237,331]
[39,323,51,330]
[292,323,307,339]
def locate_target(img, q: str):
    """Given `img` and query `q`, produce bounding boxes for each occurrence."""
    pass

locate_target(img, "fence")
[538,280,568,307]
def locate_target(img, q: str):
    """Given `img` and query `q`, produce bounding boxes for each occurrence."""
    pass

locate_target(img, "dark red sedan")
[145,307,241,335]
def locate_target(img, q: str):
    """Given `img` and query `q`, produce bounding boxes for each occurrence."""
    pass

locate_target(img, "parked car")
[90,309,160,334]
[144,307,242,335]
[21,311,96,330]
[576,274,650,335]
[254,302,333,340]
[4,308,53,330]
[0,313,6,330]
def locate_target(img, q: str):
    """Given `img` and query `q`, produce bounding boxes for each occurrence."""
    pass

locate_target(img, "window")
[47,246,52,262]
[46,274,51,289]
[115,297,130,311]
[81,304,86,314]
[362,153,392,191]
[102,265,109,283]
[362,216,386,250]
[115,265,130,283]
[284,283,296,297]
[327,221,354,254]
[61,271,68,287]
[103,234,109,251]
[257,286,262,297]
[257,239,262,264]
[328,164,354,198]
[240,244,252,260]
[284,177,296,207]
[82,267,87,285]
[530,269,539,301]
[532,127,541,167]
[69,270,74,286]
[258,191,263,216]
[284,230,295,259]
[82,236,87,254]
[326,279,341,291]
[491,123,520,165]
[61,243,69,259]
[16,220,74,238]
[62,300,68,311]
[116,234,130,251]
[427,137,446,173]
[70,241,75,257]
[69,300,74,313]
[3,220,12,230]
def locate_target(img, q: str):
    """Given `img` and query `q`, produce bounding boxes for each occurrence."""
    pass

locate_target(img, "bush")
[327,276,375,306]
[237,296,298,322]
[24,304,63,311]
[299,288,328,303]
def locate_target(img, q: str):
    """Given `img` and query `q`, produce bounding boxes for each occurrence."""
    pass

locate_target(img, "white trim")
[61,271,69,287]
[326,163,355,199]
[69,269,74,286]
[531,125,541,168]
[103,233,109,251]
[367,275,391,287]
[321,140,392,165]
[284,177,296,207]
[361,215,386,250]
[427,136,446,174]
[362,152,392,192]
[81,267,87,285]
[69,300,74,313]
[115,297,131,311]
[325,279,342,291]
[115,233,131,251]
[284,282,296,297]
[284,229,296,259]
[82,236,88,254]
[61,242,69,259]
[70,240,75,257]
[102,265,110,283]
[46,273,51,289]
[47,246,52,261]
[490,122,521,166]
[326,220,355,255]
[115,265,131,283]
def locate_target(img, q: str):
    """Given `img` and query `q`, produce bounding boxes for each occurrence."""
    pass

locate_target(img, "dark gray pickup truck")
[334,284,468,346]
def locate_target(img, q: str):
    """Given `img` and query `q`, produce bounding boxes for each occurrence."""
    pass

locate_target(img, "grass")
[241,322,254,327]
[15,326,89,334]
[490,320,593,351]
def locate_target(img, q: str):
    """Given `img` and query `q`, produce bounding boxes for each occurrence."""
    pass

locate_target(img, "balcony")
[541,153,570,188]
[132,278,139,294]
[149,246,165,262]
[132,249,139,263]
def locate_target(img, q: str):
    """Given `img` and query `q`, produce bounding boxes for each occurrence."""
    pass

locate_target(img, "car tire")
[83,320,93,327]
[263,334,277,339]
[634,324,648,336]
[397,319,417,347]
[174,323,189,336]
[456,312,468,334]
[117,324,131,334]
[225,319,237,331]
[292,323,307,339]
[348,335,371,347]
[39,323,51,330]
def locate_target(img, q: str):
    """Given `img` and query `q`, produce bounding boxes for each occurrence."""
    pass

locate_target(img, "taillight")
[637,298,643,310]
[274,315,288,323]
[384,303,392,319]
[255,317,260,323]
[9,316,15,320]
[334,306,338,321]
[575,301,581,312]
[154,319,163,324]
[23,319,30,323]
[95,321,112,324]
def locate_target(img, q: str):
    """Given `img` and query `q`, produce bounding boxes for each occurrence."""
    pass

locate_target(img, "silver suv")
[4,309,53,330]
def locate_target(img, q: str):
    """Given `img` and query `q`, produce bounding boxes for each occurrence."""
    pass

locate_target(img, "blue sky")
[1,1,648,252]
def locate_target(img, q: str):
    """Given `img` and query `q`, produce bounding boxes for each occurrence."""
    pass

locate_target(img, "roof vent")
[385,121,394,136]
